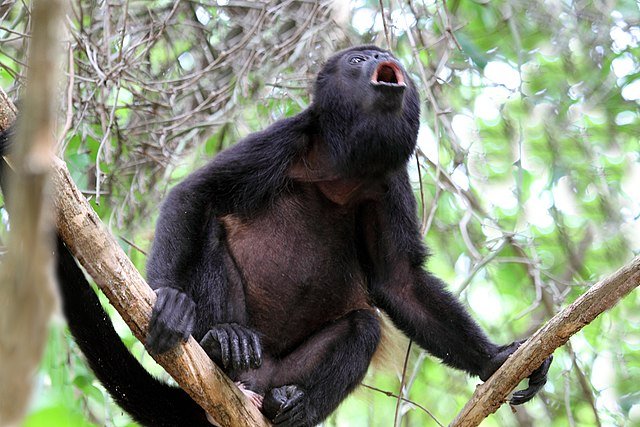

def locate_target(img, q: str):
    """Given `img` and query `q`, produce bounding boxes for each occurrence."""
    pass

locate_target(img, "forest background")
[1,0,639,426]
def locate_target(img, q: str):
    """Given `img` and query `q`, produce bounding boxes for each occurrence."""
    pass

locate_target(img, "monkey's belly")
[220,201,370,355]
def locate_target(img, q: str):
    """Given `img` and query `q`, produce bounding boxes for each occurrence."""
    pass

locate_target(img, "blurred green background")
[1,0,639,425]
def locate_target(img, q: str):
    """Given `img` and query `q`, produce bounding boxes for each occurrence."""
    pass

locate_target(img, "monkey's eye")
[348,55,366,64]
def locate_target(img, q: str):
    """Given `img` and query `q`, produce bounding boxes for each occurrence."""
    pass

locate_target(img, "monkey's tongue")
[371,61,406,87]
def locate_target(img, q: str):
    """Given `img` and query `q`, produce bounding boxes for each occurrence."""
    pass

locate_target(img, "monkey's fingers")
[223,325,244,371]
[202,324,262,371]
[179,301,196,341]
[147,288,195,355]
[510,354,553,405]
[249,330,262,368]
[239,333,251,370]
[272,389,305,425]
[510,381,544,405]
[226,324,250,371]
[264,385,305,426]
[217,329,231,368]
[200,331,220,363]
[202,328,231,368]
[147,304,174,354]
[147,324,180,355]
[272,404,305,426]
[232,324,262,369]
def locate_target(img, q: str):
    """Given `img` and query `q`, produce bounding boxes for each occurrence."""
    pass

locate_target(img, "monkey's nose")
[373,52,391,61]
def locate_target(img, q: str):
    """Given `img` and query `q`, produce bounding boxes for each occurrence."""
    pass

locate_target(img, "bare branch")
[451,256,640,426]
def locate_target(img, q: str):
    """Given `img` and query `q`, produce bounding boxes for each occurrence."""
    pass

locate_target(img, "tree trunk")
[0,0,64,425]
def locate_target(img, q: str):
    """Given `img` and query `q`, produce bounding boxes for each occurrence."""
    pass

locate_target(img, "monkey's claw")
[200,323,262,371]
[263,385,306,427]
[481,340,553,405]
[147,287,195,355]
[510,354,553,405]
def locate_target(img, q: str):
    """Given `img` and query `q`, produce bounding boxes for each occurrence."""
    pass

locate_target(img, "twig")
[378,0,392,49]
[361,383,444,426]
[393,340,412,427]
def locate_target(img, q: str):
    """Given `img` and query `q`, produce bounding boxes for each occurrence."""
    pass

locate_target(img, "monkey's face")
[313,46,421,177]
[346,49,408,112]
[315,46,413,114]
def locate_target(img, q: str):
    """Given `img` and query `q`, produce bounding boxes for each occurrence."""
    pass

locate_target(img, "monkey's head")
[313,46,420,177]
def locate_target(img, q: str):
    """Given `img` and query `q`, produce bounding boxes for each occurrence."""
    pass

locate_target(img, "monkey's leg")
[256,308,381,427]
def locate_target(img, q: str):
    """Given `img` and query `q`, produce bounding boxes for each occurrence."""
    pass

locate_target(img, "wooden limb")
[50,156,270,426]
[450,256,640,427]
[0,1,64,425]
[0,100,269,427]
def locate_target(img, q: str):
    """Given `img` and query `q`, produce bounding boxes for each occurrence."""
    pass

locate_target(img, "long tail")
[55,239,211,426]
[0,125,210,426]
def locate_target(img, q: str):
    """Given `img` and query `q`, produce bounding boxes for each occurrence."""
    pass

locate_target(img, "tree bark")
[0,1,64,425]
[450,256,640,427]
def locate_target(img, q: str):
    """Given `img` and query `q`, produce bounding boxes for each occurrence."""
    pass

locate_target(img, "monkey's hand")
[479,340,553,405]
[262,385,306,427]
[200,323,262,371]
[147,287,196,355]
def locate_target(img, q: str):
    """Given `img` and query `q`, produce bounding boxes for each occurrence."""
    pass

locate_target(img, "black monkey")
[0,45,552,427]
[143,45,551,425]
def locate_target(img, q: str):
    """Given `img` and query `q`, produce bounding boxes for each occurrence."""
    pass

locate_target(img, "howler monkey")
[143,45,552,425]
[0,45,552,427]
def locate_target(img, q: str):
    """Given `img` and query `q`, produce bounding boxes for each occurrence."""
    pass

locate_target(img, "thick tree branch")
[451,256,640,427]
[50,156,270,426]
[0,94,269,427]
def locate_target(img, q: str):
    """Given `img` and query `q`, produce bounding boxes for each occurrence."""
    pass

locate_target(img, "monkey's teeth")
[370,80,407,88]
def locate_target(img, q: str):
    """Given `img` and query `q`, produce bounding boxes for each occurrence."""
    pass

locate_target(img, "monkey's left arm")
[366,171,551,404]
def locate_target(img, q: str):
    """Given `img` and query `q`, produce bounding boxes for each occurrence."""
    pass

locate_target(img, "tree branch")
[451,256,640,426]
[0,93,269,427]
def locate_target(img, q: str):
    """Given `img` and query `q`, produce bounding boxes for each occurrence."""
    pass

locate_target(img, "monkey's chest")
[220,195,370,355]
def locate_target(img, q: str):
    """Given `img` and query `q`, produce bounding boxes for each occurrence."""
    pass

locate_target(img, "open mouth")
[370,61,406,88]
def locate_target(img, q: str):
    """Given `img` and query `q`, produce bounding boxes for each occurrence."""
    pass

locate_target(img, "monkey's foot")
[262,385,306,426]
[236,382,264,408]
[200,323,262,371]
[204,383,263,426]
